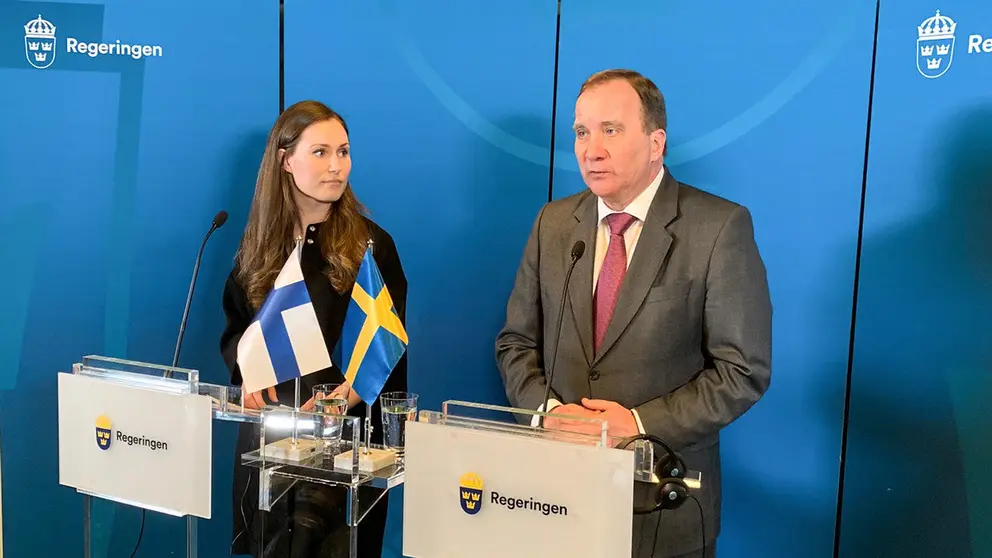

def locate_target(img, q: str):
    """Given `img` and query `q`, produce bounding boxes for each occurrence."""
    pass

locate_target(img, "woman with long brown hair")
[220,100,407,557]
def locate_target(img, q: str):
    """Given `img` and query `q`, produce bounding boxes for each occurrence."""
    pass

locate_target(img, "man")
[495,69,772,557]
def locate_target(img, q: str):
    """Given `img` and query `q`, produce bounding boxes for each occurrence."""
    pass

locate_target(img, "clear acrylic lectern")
[59,355,405,558]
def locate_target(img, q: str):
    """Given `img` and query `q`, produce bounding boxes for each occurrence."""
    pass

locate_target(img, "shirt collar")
[596,165,665,224]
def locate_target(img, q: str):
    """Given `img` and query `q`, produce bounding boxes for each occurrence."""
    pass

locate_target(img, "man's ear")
[279,148,291,173]
[650,129,666,162]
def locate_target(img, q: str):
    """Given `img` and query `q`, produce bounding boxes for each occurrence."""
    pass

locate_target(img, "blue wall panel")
[553,1,875,556]
[840,2,992,556]
[284,0,557,554]
[0,0,277,555]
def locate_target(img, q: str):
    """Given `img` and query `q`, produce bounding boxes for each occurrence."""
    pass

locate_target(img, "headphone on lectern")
[617,434,690,515]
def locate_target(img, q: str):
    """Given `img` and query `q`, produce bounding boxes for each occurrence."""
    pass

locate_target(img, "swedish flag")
[333,247,408,403]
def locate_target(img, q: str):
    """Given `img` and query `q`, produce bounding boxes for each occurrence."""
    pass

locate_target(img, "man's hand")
[580,398,639,443]
[544,403,603,434]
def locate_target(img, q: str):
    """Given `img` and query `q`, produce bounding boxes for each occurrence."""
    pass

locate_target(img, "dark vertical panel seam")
[546,0,562,202]
[279,0,285,112]
[834,0,881,556]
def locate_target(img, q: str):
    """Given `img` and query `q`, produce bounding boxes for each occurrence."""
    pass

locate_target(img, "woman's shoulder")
[362,216,399,252]
[361,216,406,280]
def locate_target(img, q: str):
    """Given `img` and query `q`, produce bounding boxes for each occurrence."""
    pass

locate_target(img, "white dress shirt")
[536,167,666,435]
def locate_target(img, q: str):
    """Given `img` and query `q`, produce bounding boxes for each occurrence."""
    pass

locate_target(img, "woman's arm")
[220,270,253,386]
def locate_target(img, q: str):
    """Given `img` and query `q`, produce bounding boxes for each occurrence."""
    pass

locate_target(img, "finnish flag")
[236,243,331,394]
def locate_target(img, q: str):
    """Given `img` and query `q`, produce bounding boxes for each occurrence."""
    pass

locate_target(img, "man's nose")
[584,137,607,160]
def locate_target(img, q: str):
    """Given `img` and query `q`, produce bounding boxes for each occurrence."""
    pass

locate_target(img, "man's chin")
[585,178,617,198]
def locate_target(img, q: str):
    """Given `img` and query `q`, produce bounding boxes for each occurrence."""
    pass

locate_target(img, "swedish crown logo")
[917,10,956,78]
[95,415,112,451]
[459,472,483,515]
[24,15,56,70]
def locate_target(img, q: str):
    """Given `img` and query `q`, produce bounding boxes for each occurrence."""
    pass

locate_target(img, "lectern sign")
[57,372,212,518]
[403,418,634,557]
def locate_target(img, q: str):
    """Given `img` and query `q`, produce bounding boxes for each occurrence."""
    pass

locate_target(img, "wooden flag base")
[334,447,396,473]
[261,437,321,462]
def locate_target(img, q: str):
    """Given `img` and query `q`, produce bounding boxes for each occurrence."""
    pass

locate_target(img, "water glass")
[380,391,418,460]
[313,383,350,453]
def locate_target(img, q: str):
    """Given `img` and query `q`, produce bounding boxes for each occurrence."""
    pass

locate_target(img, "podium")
[57,356,404,558]
[401,401,696,558]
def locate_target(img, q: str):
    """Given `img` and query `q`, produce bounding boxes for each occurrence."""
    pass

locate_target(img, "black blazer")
[219,215,409,444]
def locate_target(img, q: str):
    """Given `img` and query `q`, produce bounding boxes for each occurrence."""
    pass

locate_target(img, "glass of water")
[380,391,418,461]
[313,383,350,454]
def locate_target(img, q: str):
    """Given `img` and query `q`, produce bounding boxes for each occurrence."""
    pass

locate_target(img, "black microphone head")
[212,210,229,228]
[571,240,586,260]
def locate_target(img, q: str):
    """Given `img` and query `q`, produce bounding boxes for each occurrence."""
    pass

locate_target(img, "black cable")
[649,509,662,558]
[689,494,705,557]
[128,509,145,558]
[230,475,253,557]
[646,495,705,558]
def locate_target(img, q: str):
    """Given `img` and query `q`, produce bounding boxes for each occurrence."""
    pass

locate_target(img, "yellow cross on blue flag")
[236,243,331,394]
[333,246,408,403]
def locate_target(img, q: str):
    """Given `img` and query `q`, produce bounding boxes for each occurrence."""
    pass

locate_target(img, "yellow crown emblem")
[459,472,483,515]
[459,472,483,490]
[95,415,112,451]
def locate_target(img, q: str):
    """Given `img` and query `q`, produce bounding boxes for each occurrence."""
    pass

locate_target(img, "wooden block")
[261,437,320,462]
[334,447,396,472]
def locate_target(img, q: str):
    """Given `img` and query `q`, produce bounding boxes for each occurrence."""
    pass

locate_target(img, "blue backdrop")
[1,0,990,556]
[0,0,276,555]
[841,2,992,557]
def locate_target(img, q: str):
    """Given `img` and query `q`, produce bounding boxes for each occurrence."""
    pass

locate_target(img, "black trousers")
[671,541,716,558]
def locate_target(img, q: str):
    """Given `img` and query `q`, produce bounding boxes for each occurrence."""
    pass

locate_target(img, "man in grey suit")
[495,69,772,557]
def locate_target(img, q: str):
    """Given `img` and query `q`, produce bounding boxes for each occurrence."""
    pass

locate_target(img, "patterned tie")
[594,212,637,353]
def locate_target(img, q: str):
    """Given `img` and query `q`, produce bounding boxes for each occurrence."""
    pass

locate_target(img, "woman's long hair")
[237,100,369,308]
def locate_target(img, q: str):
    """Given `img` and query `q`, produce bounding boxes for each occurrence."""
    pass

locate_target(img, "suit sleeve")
[376,232,409,395]
[634,205,772,451]
[220,270,253,386]
[495,206,556,417]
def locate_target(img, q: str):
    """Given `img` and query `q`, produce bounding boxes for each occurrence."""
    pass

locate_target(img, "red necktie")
[594,212,637,353]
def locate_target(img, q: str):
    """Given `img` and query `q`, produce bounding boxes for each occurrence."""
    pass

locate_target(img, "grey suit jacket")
[495,168,772,557]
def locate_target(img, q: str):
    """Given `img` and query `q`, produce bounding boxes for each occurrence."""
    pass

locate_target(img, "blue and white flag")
[237,243,331,394]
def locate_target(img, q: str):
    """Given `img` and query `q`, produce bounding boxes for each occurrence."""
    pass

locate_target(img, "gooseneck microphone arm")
[537,240,586,429]
[171,210,228,370]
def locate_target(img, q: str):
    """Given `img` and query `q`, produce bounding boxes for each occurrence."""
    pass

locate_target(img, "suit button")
[589,370,600,381]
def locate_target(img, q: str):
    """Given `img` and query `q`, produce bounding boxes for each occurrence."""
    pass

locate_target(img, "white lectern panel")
[57,372,212,518]
[403,419,634,557]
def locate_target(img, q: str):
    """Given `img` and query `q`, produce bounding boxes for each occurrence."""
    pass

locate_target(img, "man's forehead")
[575,87,638,124]
[574,102,630,126]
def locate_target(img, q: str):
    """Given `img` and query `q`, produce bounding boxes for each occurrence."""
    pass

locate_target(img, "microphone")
[537,240,585,429]
[170,210,228,371]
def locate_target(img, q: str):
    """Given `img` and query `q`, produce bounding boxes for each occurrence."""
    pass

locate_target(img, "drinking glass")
[380,391,418,461]
[313,383,350,454]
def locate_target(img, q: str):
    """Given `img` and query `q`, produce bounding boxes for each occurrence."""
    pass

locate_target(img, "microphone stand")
[538,241,585,428]
[168,211,227,376]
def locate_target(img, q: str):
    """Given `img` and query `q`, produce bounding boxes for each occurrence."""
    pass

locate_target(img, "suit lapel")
[566,193,597,366]
[593,170,679,365]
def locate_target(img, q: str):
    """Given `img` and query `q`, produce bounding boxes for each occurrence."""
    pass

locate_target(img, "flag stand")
[362,237,375,456]
[291,237,304,447]
[363,401,372,455]
[292,377,301,446]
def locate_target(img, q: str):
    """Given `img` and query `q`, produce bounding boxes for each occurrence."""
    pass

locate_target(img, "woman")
[220,100,408,557]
